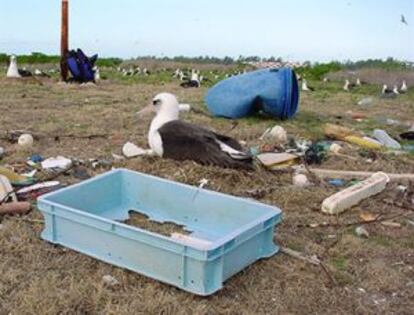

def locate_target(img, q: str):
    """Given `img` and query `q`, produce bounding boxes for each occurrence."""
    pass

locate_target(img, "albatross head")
[152,93,179,117]
[10,55,17,63]
[137,92,179,121]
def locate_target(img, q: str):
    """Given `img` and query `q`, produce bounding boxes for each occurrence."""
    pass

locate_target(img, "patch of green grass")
[285,111,329,139]
[331,256,348,271]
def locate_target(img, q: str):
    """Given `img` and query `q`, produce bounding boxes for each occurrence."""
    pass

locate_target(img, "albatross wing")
[158,121,253,170]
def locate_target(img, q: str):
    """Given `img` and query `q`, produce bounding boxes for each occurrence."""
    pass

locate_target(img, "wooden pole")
[60,0,69,81]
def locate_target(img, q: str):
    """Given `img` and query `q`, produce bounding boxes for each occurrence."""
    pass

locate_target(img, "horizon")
[0,0,413,62]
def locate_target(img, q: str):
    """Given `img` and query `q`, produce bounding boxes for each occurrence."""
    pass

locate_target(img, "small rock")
[102,274,119,286]
[406,281,414,288]
[355,226,369,238]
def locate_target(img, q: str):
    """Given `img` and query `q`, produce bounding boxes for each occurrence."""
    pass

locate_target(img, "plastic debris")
[396,185,408,193]
[122,142,148,158]
[360,212,379,222]
[344,135,383,150]
[324,124,382,150]
[362,136,383,147]
[21,169,37,178]
[0,202,31,215]
[17,133,34,149]
[0,166,34,186]
[112,153,125,162]
[90,159,112,169]
[355,226,369,238]
[329,143,342,154]
[293,174,310,187]
[17,181,60,195]
[321,172,389,215]
[381,221,401,228]
[257,153,299,170]
[0,175,17,203]
[260,125,288,144]
[29,154,43,163]
[373,129,401,150]
[41,156,72,170]
[102,275,119,286]
[305,168,414,181]
[305,143,327,165]
[400,131,414,140]
[0,147,4,159]
[357,97,374,106]
[73,166,90,180]
[178,104,191,112]
[328,179,346,187]
[403,144,414,153]
[17,181,62,200]
[198,178,209,189]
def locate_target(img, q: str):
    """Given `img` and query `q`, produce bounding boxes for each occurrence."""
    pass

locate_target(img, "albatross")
[6,55,21,78]
[138,93,253,170]
[301,79,314,91]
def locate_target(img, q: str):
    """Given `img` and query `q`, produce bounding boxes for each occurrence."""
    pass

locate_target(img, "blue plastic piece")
[205,68,299,119]
[37,169,282,295]
[328,179,346,187]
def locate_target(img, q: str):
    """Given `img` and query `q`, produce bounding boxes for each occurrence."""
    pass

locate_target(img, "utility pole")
[60,0,69,81]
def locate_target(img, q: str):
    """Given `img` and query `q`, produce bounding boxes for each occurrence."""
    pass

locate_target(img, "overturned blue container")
[37,169,282,296]
[205,67,299,119]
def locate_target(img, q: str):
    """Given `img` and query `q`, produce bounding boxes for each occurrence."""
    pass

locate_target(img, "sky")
[0,0,413,62]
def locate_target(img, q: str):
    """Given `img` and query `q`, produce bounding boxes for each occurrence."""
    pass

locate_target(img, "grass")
[0,64,413,314]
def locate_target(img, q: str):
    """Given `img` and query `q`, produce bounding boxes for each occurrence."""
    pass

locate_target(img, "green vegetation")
[0,52,122,67]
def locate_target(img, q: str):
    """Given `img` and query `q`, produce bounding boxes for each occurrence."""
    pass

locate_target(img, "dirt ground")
[0,70,413,315]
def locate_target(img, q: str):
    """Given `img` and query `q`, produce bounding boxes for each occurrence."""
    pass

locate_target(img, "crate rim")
[38,168,282,252]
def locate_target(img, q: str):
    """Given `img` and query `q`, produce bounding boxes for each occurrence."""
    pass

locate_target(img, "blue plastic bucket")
[205,67,299,119]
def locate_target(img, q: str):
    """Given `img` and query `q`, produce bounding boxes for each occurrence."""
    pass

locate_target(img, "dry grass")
[0,71,413,315]
[328,68,414,86]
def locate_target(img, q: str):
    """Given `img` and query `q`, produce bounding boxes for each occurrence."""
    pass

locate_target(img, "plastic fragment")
[322,172,389,215]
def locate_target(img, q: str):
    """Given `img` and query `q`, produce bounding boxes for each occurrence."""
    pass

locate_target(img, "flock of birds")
[300,75,409,98]
[116,65,248,88]
[6,55,53,78]
[3,54,411,169]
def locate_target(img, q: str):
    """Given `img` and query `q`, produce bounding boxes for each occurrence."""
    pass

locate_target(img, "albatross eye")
[153,99,161,106]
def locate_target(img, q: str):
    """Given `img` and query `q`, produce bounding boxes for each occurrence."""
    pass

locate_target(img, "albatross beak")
[136,104,155,117]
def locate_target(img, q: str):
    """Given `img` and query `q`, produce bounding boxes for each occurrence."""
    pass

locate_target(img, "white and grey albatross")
[138,93,253,170]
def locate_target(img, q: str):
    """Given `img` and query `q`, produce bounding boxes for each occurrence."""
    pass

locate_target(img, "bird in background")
[401,14,408,25]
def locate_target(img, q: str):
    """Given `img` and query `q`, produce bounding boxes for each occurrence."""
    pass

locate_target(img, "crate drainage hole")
[124,210,191,237]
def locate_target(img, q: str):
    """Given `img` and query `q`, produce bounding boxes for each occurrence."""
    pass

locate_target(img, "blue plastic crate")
[37,169,282,295]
